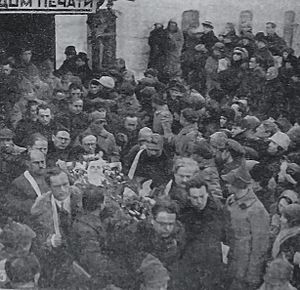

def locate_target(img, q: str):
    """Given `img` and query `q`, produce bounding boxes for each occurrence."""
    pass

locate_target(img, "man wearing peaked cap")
[223,161,269,290]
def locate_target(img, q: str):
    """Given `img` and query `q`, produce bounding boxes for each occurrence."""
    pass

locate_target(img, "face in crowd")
[38,108,52,126]
[0,136,13,149]
[27,150,46,176]
[69,99,83,115]
[174,166,197,189]
[124,117,138,132]
[52,131,71,150]
[30,138,48,156]
[1,63,13,76]
[152,210,176,238]
[70,88,82,99]
[267,140,280,155]
[188,185,209,210]
[21,50,32,64]
[50,172,70,201]
[82,135,97,154]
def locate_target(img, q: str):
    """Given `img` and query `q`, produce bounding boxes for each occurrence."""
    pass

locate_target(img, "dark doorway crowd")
[0,16,299,290]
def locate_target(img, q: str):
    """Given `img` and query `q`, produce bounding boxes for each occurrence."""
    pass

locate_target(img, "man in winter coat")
[254,33,274,70]
[126,133,172,188]
[79,113,119,162]
[175,179,226,290]
[199,21,219,51]
[55,87,89,143]
[163,108,201,157]
[30,168,82,288]
[265,22,287,56]
[148,23,167,74]
[5,149,49,224]
[163,19,184,81]
[222,162,269,290]
[106,199,185,289]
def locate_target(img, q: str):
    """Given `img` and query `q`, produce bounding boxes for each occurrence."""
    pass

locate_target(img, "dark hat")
[89,110,107,123]
[76,52,89,62]
[191,139,213,159]
[19,44,32,54]
[220,107,235,122]
[221,160,252,188]
[275,117,292,133]
[181,108,199,123]
[233,47,249,59]
[119,83,135,96]
[226,139,246,155]
[202,21,214,29]
[255,32,267,43]
[64,45,76,56]
[0,127,14,139]
[240,32,254,41]
[140,86,156,98]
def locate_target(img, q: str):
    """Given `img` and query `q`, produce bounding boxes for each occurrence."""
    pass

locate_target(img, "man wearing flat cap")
[200,21,218,51]
[222,161,269,290]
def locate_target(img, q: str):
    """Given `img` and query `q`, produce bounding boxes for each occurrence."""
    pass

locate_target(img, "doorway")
[0,14,55,65]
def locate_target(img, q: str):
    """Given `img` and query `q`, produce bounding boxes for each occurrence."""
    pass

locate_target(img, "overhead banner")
[0,0,97,13]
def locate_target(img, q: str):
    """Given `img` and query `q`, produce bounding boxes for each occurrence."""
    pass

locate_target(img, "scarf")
[24,171,41,197]
[128,148,145,180]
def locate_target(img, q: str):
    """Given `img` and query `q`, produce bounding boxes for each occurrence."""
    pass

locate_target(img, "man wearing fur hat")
[30,168,82,288]
[222,162,269,290]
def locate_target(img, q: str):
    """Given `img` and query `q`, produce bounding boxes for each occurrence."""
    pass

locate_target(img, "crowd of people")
[0,16,299,290]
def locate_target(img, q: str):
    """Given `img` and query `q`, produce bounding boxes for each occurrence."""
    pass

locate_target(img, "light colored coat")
[226,188,270,287]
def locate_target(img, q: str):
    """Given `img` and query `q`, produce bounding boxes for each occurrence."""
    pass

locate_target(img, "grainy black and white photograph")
[0,0,299,289]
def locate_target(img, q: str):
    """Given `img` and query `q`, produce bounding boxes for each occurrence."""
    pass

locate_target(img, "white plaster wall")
[55,15,88,68]
[113,0,300,78]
